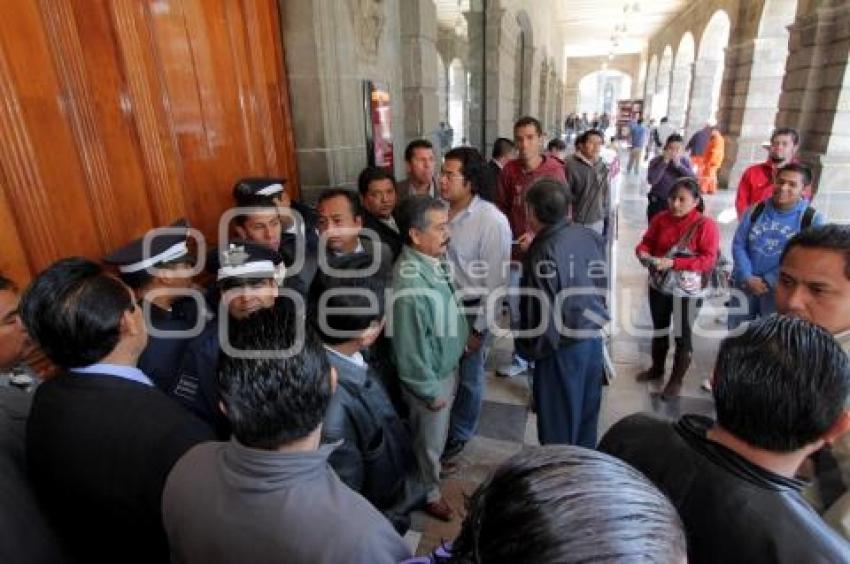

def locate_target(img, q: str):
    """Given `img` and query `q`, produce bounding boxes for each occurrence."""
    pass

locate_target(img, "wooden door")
[0,0,299,285]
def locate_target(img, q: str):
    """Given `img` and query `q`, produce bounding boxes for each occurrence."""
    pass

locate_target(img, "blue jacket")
[732,199,825,288]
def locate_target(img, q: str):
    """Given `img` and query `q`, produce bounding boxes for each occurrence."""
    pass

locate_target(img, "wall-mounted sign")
[363,80,394,172]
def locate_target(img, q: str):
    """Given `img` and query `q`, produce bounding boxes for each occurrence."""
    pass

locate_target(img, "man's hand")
[464,332,483,357]
[746,276,769,295]
[428,397,448,411]
[516,232,534,253]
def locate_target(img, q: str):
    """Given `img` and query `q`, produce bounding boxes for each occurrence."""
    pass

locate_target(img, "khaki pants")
[401,371,458,503]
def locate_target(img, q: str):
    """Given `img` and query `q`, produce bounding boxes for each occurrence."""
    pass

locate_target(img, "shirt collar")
[70,363,154,387]
[333,239,365,256]
[324,345,367,368]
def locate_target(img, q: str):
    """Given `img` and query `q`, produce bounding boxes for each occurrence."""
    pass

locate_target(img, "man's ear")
[822,410,850,446]
[329,365,338,393]
[120,307,144,338]
[234,224,247,239]
[408,228,421,248]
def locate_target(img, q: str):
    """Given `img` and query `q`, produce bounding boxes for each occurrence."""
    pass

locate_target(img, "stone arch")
[449,57,466,147]
[578,69,633,117]
[725,0,798,187]
[654,45,673,120]
[645,54,659,117]
[514,10,534,118]
[668,32,695,132]
[687,9,731,137]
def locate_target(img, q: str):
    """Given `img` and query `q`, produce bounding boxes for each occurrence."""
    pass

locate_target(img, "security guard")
[104,219,205,394]
[171,242,288,438]
[231,177,319,295]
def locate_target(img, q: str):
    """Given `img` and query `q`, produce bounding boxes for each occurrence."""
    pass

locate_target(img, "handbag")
[649,219,708,298]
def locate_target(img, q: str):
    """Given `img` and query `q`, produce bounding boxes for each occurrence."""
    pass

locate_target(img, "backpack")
[749,201,816,233]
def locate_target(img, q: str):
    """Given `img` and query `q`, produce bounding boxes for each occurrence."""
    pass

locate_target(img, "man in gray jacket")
[516,180,609,447]
[566,129,610,235]
[163,306,410,564]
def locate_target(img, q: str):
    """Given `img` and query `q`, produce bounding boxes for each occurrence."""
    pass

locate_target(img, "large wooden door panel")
[0,0,298,283]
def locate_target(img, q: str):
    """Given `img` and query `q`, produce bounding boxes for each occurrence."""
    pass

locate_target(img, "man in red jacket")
[496,116,566,378]
[735,127,800,218]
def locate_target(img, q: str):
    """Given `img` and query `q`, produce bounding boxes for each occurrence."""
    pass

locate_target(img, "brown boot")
[661,349,692,400]
[636,339,668,382]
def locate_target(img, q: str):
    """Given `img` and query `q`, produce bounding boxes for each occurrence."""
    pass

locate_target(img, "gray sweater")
[566,153,610,225]
[163,440,411,564]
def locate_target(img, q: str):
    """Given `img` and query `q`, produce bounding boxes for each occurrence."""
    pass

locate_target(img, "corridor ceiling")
[435,0,689,56]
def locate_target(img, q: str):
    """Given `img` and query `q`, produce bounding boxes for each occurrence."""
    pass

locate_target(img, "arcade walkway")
[405,160,738,555]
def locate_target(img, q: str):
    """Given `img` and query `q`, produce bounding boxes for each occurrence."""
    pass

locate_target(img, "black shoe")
[441,438,466,461]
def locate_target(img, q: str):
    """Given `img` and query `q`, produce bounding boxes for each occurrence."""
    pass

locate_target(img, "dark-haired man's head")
[491,137,516,165]
[525,179,571,233]
[404,139,435,191]
[575,129,604,162]
[20,258,146,369]
[313,274,386,350]
[451,445,687,564]
[232,195,283,252]
[0,276,26,371]
[316,189,363,254]
[713,315,850,455]
[547,138,567,161]
[513,116,543,164]
[218,306,333,451]
[777,224,850,336]
[357,167,397,220]
[769,127,799,165]
[772,163,811,211]
[439,147,485,204]
[396,196,450,258]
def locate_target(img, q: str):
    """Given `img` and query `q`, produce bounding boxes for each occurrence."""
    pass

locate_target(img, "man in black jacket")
[21,258,214,564]
[516,179,609,447]
[314,274,422,532]
[600,315,850,563]
[357,166,403,259]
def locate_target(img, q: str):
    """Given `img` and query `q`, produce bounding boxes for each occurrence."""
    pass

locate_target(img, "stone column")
[279,0,405,200]
[685,58,720,140]
[778,0,850,215]
[563,86,579,114]
[465,3,506,155]
[721,36,790,188]
[400,0,439,141]
[667,64,692,133]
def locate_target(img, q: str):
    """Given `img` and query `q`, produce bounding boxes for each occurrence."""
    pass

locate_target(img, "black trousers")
[648,286,703,352]
[646,194,668,224]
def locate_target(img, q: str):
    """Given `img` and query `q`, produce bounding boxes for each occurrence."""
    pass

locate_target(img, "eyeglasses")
[438,171,464,180]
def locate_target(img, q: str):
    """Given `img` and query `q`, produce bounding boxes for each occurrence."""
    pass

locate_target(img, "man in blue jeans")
[439,148,511,460]
[516,179,609,446]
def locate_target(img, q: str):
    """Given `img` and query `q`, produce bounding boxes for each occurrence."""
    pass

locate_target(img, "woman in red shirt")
[635,177,720,399]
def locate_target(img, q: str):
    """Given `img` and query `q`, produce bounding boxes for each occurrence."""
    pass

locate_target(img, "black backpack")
[749,201,816,233]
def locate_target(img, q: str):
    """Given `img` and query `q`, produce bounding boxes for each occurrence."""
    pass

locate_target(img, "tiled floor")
[407,163,739,555]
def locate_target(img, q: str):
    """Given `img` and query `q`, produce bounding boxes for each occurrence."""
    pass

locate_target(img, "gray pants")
[401,371,458,503]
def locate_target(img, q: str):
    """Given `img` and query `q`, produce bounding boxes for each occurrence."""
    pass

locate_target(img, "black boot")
[661,349,692,400]
[636,338,668,382]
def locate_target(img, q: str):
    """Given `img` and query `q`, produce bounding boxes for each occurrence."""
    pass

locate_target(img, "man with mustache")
[735,128,801,219]
[391,195,468,521]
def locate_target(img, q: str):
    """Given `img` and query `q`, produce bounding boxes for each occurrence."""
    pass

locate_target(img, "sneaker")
[441,438,466,461]
[701,378,712,392]
[496,356,528,378]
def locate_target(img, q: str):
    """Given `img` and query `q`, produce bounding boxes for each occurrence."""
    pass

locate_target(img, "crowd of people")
[1,112,849,563]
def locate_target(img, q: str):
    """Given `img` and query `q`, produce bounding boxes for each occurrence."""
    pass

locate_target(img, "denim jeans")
[449,317,493,443]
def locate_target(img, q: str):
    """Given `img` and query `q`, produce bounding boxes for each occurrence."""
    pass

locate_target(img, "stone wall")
[279,0,407,201]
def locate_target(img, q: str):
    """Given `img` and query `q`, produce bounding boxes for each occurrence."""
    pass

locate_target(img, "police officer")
[104,219,205,394]
[171,242,288,438]
[231,177,319,295]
